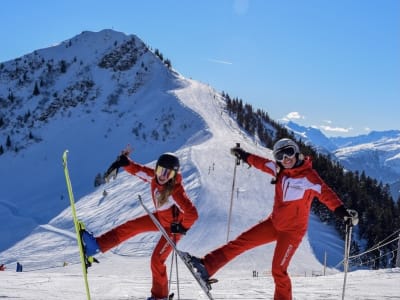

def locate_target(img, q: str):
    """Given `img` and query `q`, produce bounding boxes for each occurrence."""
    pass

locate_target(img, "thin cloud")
[206,58,233,65]
[282,111,305,121]
[320,125,352,133]
[282,112,354,135]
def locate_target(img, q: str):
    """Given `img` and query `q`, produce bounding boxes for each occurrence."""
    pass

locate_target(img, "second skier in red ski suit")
[185,138,358,300]
[83,152,198,300]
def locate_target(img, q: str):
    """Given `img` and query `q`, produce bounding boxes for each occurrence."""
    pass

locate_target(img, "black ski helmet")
[156,152,180,171]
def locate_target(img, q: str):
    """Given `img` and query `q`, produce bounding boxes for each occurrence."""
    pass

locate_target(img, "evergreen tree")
[6,135,11,149]
[33,82,40,96]
[94,173,104,187]
[164,58,172,69]
[8,91,15,102]
[60,60,67,73]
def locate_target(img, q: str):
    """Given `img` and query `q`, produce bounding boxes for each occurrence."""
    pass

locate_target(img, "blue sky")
[1,0,399,137]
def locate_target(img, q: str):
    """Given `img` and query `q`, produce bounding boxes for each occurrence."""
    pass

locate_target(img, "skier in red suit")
[83,152,198,300]
[185,138,358,300]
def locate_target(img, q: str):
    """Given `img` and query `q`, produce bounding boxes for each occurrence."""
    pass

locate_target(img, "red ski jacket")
[124,161,198,230]
[247,154,343,234]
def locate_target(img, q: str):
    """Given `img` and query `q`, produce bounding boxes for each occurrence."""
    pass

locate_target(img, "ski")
[63,150,94,300]
[138,195,215,300]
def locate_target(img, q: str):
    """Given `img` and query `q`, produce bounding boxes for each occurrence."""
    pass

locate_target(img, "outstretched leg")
[97,214,157,252]
[204,217,277,277]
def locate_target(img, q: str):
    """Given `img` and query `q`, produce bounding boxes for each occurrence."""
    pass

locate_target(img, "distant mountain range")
[284,121,400,200]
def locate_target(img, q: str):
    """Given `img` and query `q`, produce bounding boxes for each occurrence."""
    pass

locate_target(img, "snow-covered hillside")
[0,69,344,274]
[0,29,203,251]
[1,73,397,299]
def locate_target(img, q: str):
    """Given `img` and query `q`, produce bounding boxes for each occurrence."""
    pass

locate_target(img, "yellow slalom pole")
[62,150,91,300]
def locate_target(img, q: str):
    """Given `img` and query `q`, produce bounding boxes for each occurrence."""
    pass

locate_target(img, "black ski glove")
[334,205,359,226]
[103,154,130,182]
[170,222,187,235]
[230,146,249,163]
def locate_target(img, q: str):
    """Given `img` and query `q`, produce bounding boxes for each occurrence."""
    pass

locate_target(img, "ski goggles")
[274,146,297,162]
[155,166,176,182]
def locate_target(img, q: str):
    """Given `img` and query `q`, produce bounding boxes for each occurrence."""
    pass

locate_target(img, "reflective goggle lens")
[155,166,176,181]
[274,146,296,162]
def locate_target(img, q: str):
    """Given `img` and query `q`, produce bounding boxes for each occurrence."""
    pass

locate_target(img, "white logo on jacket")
[281,176,322,202]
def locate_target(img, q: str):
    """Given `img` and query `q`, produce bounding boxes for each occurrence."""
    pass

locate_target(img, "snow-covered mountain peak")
[284,121,337,152]
[0,29,200,248]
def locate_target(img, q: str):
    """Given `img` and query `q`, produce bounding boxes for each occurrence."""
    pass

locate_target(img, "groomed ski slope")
[0,255,399,299]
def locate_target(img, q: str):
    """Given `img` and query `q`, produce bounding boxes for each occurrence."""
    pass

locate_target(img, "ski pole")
[169,237,180,300]
[226,143,241,242]
[169,251,174,293]
[341,221,353,300]
[174,248,180,300]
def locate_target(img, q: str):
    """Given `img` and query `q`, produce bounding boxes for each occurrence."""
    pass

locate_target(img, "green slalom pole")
[62,150,91,300]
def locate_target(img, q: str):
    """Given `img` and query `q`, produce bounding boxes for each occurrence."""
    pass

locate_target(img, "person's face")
[155,165,176,185]
[274,146,297,169]
[280,154,297,169]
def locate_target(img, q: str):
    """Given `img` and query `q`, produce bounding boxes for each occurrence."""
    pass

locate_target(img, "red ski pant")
[203,217,303,300]
[96,214,181,299]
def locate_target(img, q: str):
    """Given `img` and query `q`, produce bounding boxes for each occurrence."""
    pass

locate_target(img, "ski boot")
[180,252,210,283]
[81,229,100,257]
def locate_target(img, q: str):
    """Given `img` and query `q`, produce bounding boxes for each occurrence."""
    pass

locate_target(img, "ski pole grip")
[235,143,241,165]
